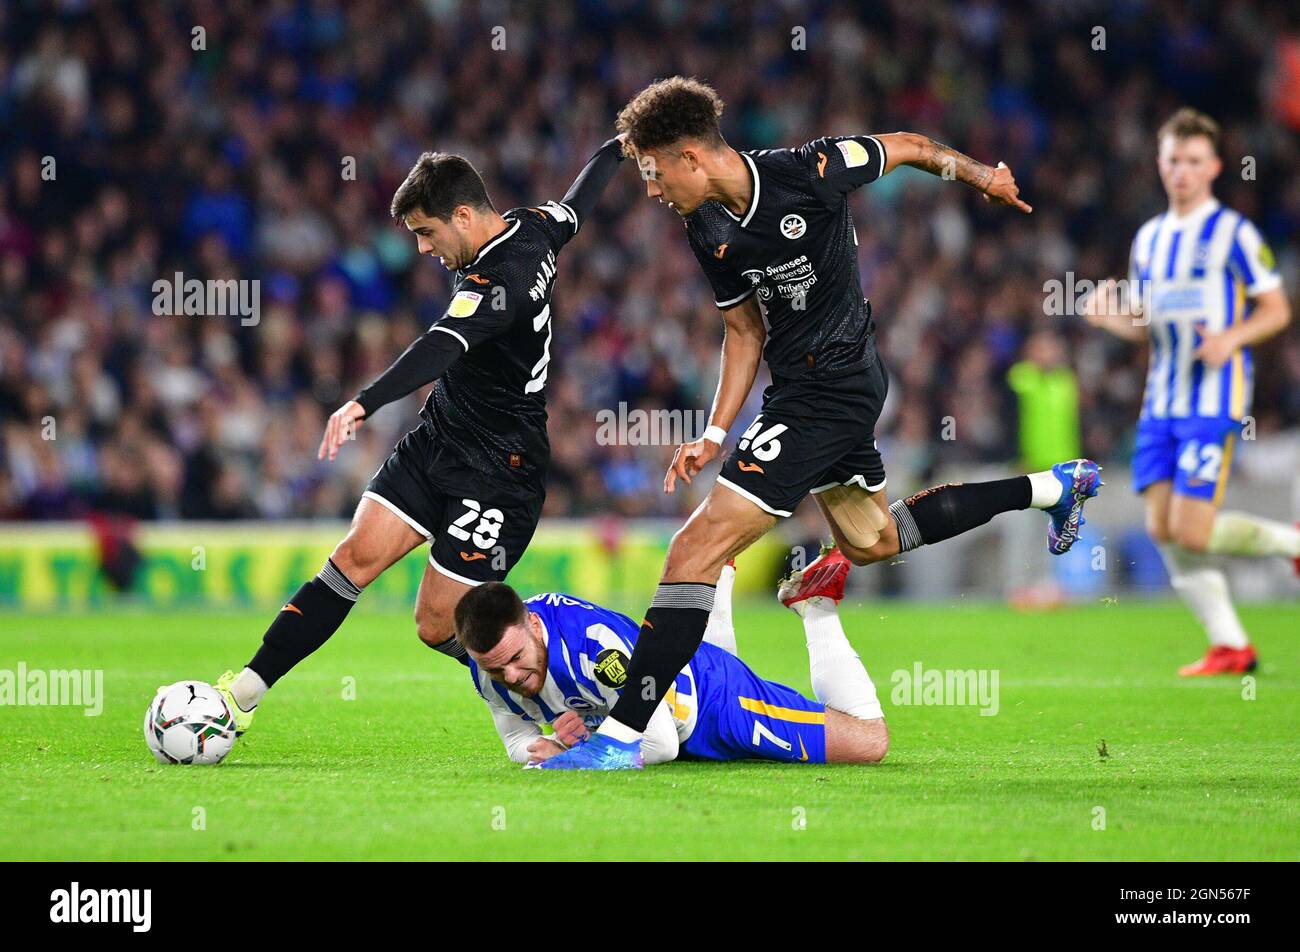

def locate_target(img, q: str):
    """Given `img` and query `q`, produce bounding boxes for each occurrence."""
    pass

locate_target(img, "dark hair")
[454,581,528,653]
[390,152,494,221]
[616,76,725,153]
[1157,108,1221,155]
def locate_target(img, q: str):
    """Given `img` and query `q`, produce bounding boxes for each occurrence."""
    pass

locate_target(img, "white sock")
[702,563,738,656]
[597,718,643,743]
[1159,544,1249,649]
[1207,511,1300,559]
[796,596,882,720]
[1027,469,1064,509]
[231,667,269,712]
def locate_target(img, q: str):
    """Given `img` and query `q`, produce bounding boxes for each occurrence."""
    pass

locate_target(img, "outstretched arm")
[318,274,516,461]
[875,132,1032,213]
[664,296,766,493]
[317,327,468,461]
[489,706,545,765]
[354,327,467,416]
[1082,278,1149,343]
[560,136,626,227]
[530,705,679,765]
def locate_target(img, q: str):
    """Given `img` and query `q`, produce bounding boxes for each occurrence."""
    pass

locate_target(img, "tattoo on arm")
[915,137,994,190]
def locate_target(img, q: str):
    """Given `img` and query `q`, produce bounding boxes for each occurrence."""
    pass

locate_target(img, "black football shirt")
[356,205,575,485]
[684,135,888,382]
[354,138,625,486]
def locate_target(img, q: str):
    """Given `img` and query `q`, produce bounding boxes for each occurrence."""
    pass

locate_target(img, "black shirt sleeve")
[524,137,625,250]
[353,272,516,416]
[797,135,888,204]
[560,137,625,232]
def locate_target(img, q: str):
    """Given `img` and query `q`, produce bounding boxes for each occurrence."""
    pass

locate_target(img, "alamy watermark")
[595,402,707,446]
[152,272,260,326]
[890,663,999,716]
[0,663,103,716]
[1043,273,1152,322]
[49,882,150,932]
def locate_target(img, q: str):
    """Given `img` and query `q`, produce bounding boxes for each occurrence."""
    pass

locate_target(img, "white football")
[144,680,237,765]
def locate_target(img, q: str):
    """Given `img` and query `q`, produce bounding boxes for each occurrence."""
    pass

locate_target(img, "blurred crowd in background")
[2,0,1298,526]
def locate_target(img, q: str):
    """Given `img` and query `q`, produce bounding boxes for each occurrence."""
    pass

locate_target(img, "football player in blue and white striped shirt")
[1085,108,1296,676]
[456,555,888,768]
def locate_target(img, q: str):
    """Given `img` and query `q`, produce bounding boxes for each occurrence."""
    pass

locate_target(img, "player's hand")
[1083,278,1121,325]
[318,400,367,461]
[526,737,567,764]
[664,437,721,494]
[551,711,590,747]
[982,162,1032,213]
[1194,325,1237,369]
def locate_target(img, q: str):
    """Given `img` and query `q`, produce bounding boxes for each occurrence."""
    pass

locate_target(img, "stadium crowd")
[2,0,1298,524]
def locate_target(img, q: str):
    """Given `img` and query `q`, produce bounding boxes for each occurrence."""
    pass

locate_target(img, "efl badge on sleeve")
[448,290,483,318]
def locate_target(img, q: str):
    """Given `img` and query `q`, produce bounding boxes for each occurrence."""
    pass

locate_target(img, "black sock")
[889,477,1032,552]
[607,582,715,733]
[427,635,471,667]
[247,559,361,687]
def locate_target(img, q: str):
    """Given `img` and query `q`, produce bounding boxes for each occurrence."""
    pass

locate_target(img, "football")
[143,681,238,765]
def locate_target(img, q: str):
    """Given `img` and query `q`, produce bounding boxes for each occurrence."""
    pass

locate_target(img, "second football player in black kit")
[211,137,624,736]
[540,77,1102,769]
[683,132,895,518]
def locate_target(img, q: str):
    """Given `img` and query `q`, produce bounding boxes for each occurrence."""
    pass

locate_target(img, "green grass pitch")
[2,600,1297,860]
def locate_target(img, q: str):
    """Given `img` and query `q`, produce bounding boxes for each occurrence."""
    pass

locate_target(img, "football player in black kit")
[212,137,625,735]
[540,78,1102,769]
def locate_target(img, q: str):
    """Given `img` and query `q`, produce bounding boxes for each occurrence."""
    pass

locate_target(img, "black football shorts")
[717,358,889,517]
[363,423,544,586]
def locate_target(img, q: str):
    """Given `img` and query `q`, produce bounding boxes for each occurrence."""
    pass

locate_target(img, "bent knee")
[841,538,899,567]
[842,719,889,764]
[858,721,890,764]
[331,537,386,587]
[662,525,726,581]
[414,602,456,648]
[1170,524,1210,553]
[1144,496,1172,545]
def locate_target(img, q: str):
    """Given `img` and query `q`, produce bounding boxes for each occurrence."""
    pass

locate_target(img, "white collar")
[469,217,521,266]
[1165,196,1219,225]
[534,613,551,695]
[720,152,761,227]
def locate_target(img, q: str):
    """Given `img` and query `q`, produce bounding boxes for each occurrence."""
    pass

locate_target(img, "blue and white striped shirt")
[1129,199,1281,421]
[467,592,697,764]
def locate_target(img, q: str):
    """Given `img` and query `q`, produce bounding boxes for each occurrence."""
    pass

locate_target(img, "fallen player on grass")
[457,550,886,768]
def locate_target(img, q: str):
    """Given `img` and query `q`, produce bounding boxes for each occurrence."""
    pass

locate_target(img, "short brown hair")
[454,581,528,654]
[1157,108,1221,154]
[390,152,494,222]
[616,76,725,152]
